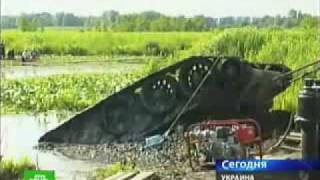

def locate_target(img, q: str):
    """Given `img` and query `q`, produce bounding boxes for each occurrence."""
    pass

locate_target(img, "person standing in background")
[7,49,15,60]
[0,42,5,60]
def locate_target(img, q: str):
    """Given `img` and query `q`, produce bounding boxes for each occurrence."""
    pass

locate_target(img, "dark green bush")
[65,45,88,56]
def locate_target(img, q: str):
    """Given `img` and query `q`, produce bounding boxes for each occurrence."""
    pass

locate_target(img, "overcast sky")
[1,0,319,17]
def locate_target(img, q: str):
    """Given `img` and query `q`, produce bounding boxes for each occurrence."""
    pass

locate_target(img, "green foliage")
[143,59,164,74]
[65,45,88,56]
[17,16,38,32]
[144,41,161,56]
[299,16,319,29]
[206,28,267,58]
[1,28,319,113]
[2,30,212,56]
[0,157,36,180]
[1,73,144,113]
[92,162,135,180]
[3,9,317,31]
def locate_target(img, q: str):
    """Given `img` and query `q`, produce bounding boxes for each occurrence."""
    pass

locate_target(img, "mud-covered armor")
[39,56,294,144]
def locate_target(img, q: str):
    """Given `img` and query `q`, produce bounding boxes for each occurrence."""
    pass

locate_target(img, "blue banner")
[216,160,320,172]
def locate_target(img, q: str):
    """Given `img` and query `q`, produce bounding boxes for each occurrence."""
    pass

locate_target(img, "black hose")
[265,113,295,153]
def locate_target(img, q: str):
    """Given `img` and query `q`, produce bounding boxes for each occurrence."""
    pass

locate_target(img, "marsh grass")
[0,157,36,180]
[2,30,214,57]
[91,162,135,180]
[0,73,143,113]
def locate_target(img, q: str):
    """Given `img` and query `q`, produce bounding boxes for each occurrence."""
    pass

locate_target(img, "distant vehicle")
[21,50,39,62]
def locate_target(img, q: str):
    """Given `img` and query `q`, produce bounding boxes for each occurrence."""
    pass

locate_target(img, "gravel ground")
[37,130,300,180]
[37,131,195,179]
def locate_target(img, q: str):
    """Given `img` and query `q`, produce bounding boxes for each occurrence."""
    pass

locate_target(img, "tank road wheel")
[179,59,213,97]
[217,57,242,85]
[104,94,135,136]
[140,76,178,114]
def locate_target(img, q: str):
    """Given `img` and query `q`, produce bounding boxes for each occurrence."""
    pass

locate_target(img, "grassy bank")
[2,30,215,56]
[1,28,319,113]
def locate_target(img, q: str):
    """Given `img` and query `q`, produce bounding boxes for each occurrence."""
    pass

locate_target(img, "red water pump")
[185,119,263,170]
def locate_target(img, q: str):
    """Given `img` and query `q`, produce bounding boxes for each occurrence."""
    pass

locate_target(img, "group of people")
[0,42,39,62]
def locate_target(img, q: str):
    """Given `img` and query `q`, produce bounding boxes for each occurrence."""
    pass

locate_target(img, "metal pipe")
[297,79,319,159]
[273,60,320,81]
[290,66,320,83]
[314,80,320,156]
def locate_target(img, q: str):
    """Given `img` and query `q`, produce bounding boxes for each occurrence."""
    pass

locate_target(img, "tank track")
[39,56,291,144]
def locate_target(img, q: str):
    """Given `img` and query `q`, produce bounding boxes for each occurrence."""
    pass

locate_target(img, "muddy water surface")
[1,113,105,180]
[1,60,142,79]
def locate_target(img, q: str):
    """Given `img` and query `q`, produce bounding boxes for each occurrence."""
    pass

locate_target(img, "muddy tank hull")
[39,56,291,144]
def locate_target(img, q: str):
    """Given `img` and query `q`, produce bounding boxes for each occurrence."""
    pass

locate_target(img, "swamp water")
[1,112,105,180]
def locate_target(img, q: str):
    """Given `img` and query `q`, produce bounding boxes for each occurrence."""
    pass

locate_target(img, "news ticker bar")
[216,160,320,172]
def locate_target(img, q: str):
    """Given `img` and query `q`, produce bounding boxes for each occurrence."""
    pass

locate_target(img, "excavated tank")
[39,56,293,144]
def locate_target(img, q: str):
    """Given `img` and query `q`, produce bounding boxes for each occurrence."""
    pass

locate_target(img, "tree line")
[1,9,318,32]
